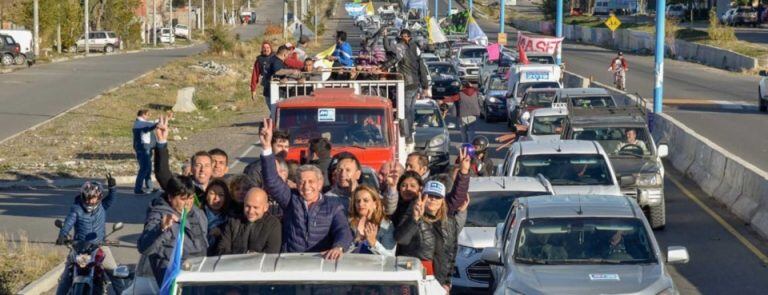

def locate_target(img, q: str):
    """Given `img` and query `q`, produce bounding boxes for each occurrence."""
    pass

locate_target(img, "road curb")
[0,175,153,190]
[16,261,65,295]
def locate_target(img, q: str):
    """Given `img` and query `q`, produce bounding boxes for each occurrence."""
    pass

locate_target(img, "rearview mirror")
[619,175,635,186]
[657,144,669,158]
[112,222,125,232]
[760,70,768,77]
[481,247,504,266]
[54,219,63,229]
[666,246,690,264]
[495,222,504,239]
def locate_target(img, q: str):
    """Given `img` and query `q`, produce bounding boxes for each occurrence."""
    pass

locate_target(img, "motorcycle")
[54,220,130,295]
[612,68,627,91]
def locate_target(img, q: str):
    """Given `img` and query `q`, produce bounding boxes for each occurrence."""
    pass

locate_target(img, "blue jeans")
[134,149,153,193]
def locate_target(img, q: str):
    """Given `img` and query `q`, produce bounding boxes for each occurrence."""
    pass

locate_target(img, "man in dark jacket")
[262,46,302,103]
[454,81,481,142]
[250,42,273,101]
[260,119,353,260]
[133,109,158,194]
[154,115,211,206]
[137,175,208,285]
[217,188,282,254]
[379,29,430,145]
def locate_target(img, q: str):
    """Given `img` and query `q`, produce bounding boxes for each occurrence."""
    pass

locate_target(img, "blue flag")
[159,208,187,295]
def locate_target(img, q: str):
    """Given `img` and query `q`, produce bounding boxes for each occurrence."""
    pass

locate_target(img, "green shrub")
[539,0,557,20]
[707,9,736,43]
[207,25,234,55]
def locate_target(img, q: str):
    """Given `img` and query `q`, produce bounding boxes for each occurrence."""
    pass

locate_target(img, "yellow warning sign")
[604,15,622,32]
[498,32,507,45]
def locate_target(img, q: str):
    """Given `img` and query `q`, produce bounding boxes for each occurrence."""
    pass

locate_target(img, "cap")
[422,181,446,199]
[285,42,294,48]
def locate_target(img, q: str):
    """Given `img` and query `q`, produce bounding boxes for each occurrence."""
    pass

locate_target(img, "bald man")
[216,188,282,255]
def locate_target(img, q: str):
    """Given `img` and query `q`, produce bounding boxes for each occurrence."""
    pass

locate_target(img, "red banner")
[516,32,564,55]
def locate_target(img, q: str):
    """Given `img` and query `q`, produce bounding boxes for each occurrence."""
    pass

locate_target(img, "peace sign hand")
[260,119,274,152]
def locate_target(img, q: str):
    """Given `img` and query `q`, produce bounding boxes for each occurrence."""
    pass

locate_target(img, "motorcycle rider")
[56,175,123,295]
[472,136,495,177]
[608,52,628,90]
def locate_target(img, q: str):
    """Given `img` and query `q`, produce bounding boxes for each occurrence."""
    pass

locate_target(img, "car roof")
[512,139,602,155]
[558,88,610,96]
[469,176,550,193]
[459,45,485,50]
[277,88,391,108]
[532,106,568,117]
[176,253,425,283]
[520,194,641,219]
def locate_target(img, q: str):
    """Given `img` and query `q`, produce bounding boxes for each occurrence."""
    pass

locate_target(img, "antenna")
[577,197,584,215]
[502,177,506,189]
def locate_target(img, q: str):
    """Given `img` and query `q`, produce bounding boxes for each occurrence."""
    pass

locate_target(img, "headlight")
[458,245,482,258]
[635,173,662,186]
[450,81,460,87]
[488,97,499,103]
[656,287,677,295]
[76,254,91,268]
[428,134,446,149]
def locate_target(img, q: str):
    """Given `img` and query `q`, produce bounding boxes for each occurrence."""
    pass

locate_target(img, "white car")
[74,31,120,53]
[759,70,767,112]
[523,103,568,142]
[156,27,175,44]
[721,8,737,25]
[421,52,440,63]
[0,29,34,65]
[507,64,563,111]
[123,253,446,294]
[453,45,486,82]
[174,24,190,39]
[452,176,553,289]
[498,139,622,196]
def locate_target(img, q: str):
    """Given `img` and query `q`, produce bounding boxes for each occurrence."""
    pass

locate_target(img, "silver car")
[452,176,553,290]
[482,195,690,294]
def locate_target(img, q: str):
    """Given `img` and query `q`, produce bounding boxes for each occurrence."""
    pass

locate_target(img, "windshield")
[460,48,485,59]
[278,108,389,147]
[513,154,613,186]
[572,127,652,157]
[514,217,656,265]
[466,191,551,227]
[531,115,565,135]
[428,64,456,75]
[570,96,616,108]
[488,78,507,90]
[524,91,557,108]
[517,82,560,98]
[181,283,418,295]
[528,56,555,64]
[414,107,443,128]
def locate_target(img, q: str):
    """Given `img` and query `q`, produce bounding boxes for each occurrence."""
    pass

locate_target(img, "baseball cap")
[422,181,446,199]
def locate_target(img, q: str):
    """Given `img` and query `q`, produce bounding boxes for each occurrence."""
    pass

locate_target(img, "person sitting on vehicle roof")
[216,188,282,255]
[614,129,647,155]
[260,119,353,259]
[328,31,355,68]
[348,186,396,256]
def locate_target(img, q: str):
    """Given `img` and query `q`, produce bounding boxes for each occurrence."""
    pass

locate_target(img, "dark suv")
[0,34,20,66]
[560,103,670,229]
[733,6,758,27]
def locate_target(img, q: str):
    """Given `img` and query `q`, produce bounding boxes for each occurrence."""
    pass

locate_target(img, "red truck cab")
[273,88,399,171]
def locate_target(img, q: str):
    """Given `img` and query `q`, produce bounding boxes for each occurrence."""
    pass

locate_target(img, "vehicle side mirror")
[54,219,63,229]
[619,175,635,186]
[657,144,669,158]
[481,247,504,266]
[495,222,504,239]
[398,119,408,137]
[447,122,456,129]
[666,246,689,264]
[760,70,768,77]
[113,222,125,232]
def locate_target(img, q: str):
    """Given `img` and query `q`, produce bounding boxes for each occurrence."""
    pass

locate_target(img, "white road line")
[228,138,261,170]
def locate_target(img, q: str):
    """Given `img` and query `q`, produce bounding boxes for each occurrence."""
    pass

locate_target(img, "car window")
[513,154,613,186]
[3,36,14,44]
[107,32,116,38]
[572,127,652,157]
[181,283,419,294]
[466,192,549,228]
[514,217,656,264]
[502,205,518,253]
[428,64,456,75]
[524,91,557,107]
[570,95,616,108]
[88,33,96,39]
[527,56,555,64]
[278,108,389,147]
[488,78,507,90]
[98,32,107,39]
[460,48,485,59]
[414,108,443,128]
[531,115,565,135]
[517,82,560,98]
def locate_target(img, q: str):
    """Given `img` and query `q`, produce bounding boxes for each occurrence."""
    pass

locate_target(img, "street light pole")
[202,0,205,33]
[84,0,90,55]
[170,0,174,28]
[555,0,563,65]
[153,0,157,46]
[434,0,438,18]
[189,0,193,40]
[33,0,38,57]
[213,0,217,25]
[653,0,665,114]
[500,0,505,33]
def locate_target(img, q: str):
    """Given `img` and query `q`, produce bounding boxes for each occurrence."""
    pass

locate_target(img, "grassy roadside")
[0,232,64,294]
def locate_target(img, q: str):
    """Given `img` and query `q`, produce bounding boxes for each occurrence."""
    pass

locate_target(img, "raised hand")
[413,194,426,221]
[161,213,179,231]
[155,115,169,142]
[106,173,116,188]
[259,118,274,151]
[365,223,379,247]
[459,147,471,174]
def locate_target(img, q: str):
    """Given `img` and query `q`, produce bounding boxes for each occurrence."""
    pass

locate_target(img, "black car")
[0,34,20,66]
[426,61,461,100]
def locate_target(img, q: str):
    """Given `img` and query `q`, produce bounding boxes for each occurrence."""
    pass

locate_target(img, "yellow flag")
[315,44,336,59]
[365,2,375,16]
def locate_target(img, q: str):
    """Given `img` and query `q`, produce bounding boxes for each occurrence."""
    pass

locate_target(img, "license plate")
[436,87,446,92]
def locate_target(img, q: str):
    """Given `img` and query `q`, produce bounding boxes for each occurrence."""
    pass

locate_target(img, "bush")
[207,25,234,55]
[265,24,283,36]
[539,0,557,20]
[0,232,64,294]
[707,9,736,43]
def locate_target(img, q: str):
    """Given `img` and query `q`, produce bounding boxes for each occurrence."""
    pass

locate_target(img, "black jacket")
[381,40,430,90]
[216,214,282,255]
[154,143,205,205]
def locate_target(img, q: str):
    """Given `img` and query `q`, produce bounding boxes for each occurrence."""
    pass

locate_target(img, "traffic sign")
[604,15,622,32]
[498,32,507,45]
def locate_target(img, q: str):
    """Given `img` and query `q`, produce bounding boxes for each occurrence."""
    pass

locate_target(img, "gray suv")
[482,195,689,295]
[413,100,452,173]
[561,104,669,229]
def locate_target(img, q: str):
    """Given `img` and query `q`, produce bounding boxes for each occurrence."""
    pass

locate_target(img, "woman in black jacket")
[395,148,472,292]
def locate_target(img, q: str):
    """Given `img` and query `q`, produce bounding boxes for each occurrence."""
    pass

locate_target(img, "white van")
[506,64,563,110]
[0,29,34,65]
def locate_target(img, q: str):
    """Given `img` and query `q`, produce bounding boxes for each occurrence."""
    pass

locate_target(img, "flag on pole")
[486,43,500,61]
[315,44,336,60]
[365,2,375,16]
[159,208,188,295]
[426,16,448,44]
[466,15,488,46]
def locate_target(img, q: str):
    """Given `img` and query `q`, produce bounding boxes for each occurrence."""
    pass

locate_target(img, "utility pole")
[189,0,193,40]
[314,0,317,44]
[283,0,287,40]
[213,0,217,26]
[170,0,174,28]
[33,0,38,57]
[556,0,563,65]
[231,0,235,27]
[653,0,665,114]
[469,0,473,14]
[434,0,438,18]
[202,0,205,33]
[248,0,251,10]
[153,0,157,46]
[84,0,90,55]
[500,0,504,32]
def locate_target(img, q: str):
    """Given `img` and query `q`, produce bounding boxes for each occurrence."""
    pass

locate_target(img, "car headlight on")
[488,96,499,103]
[450,81,460,87]
[656,287,677,295]
[428,134,447,149]
[636,173,662,186]
[458,245,482,258]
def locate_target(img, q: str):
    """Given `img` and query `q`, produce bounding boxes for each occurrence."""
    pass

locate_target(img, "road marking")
[667,173,768,265]
[228,138,261,170]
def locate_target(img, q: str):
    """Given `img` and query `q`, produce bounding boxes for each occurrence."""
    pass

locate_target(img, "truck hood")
[458,227,496,248]
[506,264,667,294]
[609,157,661,175]
[552,185,622,196]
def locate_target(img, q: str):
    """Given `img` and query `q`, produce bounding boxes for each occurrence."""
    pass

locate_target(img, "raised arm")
[260,119,292,208]
[446,148,471,214]
[153,116,172,190]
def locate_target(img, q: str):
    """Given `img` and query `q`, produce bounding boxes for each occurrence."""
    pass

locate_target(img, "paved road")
[0,16,267,145]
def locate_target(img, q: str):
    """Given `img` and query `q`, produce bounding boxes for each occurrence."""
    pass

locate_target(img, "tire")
[759,89,767,112]
[1,54,13,66]
[71,283,90,295]
[648,203,666,230]
[104,45,114,53]
[14,54,25,65]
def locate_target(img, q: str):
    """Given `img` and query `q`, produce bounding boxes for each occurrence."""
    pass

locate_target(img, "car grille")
[467,261,491,283]
[467,69,478,75]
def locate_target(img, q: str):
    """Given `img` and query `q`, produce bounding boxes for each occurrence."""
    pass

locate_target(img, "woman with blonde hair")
[348,185,396,256]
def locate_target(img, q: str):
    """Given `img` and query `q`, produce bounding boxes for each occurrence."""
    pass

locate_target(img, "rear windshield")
[531,115,565,135]
[107,32,116,38]
[570,96,616,108]
[513,154,613,186]
[517,82,560,98]
[524,91,557,107]
[527,56,555,64]
[181,283,418,295]
[466,191,550,227]
[460,48,485,58]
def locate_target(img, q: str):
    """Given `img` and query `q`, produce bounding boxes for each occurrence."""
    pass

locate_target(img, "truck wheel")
[759,91,767,112]
[104,45,115,53]
[14,54,26,65]
[648,203,666,230]
[1,54,14,66]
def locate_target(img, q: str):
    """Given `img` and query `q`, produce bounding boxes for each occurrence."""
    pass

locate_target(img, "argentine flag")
[467,15,488,46]
[159,208,188,295]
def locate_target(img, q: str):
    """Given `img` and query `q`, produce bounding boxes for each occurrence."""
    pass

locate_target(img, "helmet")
[472,136,490,153]
[618,51,624,56]
[79,181,104,213]
[461,143,477,158]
